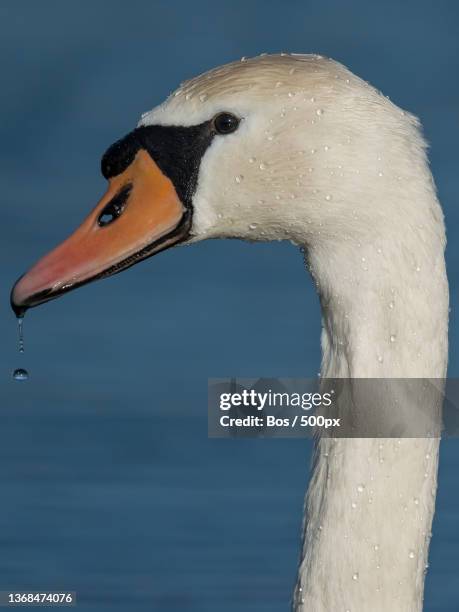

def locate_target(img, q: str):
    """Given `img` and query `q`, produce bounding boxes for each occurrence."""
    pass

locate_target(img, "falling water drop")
[13,315,29,381]
[18,316,25,353]
[13,368,29,381]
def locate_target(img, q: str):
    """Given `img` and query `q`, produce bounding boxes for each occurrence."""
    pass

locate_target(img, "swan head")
[11,53,435,315]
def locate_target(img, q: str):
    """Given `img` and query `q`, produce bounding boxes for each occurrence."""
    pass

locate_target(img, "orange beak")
[11,149,189,315]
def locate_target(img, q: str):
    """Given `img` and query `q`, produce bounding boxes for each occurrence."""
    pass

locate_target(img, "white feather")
[141,54,448,611]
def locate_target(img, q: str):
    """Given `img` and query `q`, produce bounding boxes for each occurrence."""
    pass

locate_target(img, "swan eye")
[98,184,132,227]
[213,112,240,135]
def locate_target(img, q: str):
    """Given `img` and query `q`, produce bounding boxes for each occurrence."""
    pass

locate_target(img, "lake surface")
[1,1,458,610]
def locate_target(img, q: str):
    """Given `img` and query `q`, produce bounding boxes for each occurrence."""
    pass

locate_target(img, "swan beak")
[11,149,189,315]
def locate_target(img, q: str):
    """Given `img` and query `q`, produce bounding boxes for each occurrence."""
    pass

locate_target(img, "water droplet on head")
[409,551,415,559]
[389,301,394,309]
[199,93,207,102]
[259,162,267,170]
[235,175,244,184]
[325,194,332,201]
[374,544,379,551]
[390,334,396,343]
[357,484,365,493]
[248,157,256,163]
[352,573,359,581]
[13,368,28,381]
[248,223,258,230]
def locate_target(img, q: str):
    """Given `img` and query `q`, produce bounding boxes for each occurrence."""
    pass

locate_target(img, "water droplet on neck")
[316,108,324,116]
[13,368,28,381]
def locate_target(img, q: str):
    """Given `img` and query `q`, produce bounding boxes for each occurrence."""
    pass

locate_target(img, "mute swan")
[11,54,448,611]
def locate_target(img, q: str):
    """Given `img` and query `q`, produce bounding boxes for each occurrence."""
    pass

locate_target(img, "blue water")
[0,1,458,610]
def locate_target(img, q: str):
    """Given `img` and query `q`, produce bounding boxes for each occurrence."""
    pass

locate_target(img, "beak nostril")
[98,183,132,227]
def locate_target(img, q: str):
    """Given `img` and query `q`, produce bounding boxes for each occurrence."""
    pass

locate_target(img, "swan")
[11,53,448,611]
